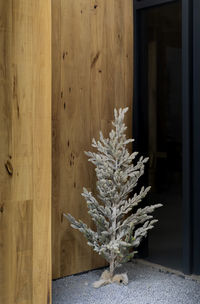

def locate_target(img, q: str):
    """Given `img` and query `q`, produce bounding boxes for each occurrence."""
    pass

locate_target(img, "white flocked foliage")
[64,107,162,282]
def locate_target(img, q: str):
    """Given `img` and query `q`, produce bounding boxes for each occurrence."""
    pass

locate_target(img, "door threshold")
[134,259,200,283]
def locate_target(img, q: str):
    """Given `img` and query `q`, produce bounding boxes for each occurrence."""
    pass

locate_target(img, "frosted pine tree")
[64,108,162,287]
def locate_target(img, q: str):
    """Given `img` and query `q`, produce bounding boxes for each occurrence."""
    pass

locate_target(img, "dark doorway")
[134,0,183,271]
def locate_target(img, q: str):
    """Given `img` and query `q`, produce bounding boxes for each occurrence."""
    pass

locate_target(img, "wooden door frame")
[133,0,200,274]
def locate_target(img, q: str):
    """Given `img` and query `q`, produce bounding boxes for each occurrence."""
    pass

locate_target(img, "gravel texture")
[52,261,200,304]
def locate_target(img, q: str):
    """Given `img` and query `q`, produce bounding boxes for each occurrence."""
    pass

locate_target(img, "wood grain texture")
[0,1,51,303]
[52,0,133,279]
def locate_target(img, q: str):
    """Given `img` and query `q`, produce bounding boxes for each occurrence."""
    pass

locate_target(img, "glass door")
[134,0,183,271]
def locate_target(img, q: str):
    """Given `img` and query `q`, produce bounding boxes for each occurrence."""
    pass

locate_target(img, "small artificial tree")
[64,107,162,286]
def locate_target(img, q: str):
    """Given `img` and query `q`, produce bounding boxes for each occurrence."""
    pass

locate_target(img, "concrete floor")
[52,261,200,304]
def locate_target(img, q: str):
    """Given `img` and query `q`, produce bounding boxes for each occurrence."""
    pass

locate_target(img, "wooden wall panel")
[52,0,133,279]
[0,1,51,303]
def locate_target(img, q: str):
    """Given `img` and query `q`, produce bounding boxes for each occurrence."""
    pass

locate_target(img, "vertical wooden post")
[0,1,51,303]
[52,0,133,279]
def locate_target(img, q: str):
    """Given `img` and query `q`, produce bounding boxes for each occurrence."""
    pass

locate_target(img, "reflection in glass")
[139,2,182,270]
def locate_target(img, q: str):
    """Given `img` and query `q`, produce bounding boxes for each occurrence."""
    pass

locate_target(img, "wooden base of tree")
[93,270,128,288]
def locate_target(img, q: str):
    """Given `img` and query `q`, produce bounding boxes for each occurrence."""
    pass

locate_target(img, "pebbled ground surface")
[52,261,200,304]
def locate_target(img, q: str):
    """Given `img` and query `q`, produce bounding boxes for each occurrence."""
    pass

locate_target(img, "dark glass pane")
[139,1,182,270]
